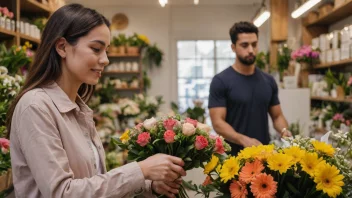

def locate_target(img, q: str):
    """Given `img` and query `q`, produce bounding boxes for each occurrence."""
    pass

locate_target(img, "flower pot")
[118,46,126,55]
[336,86,345,99]
[126,46,139,55]
[299,69,309,88]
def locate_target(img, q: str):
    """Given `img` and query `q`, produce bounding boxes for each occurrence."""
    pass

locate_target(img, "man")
[208,21,291,156]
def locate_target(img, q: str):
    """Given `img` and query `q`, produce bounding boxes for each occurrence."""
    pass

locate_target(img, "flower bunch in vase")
[291,45,320,68]
[113,115,231,198]
[190,136,349,198]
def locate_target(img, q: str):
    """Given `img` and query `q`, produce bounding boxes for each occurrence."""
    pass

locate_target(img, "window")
[177,40,235,115]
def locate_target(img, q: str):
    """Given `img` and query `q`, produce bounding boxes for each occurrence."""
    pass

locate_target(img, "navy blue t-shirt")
[208,66,280,156]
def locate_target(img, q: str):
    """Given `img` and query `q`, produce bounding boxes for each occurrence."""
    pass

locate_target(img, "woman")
[6,4,185,198]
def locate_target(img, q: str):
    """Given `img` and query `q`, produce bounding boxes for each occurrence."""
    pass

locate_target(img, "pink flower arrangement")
[0,7,14,19]
[291,45,320,64]
[0,138,10,154]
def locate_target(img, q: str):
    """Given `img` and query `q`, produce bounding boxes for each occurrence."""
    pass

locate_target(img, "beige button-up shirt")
[10,82,154,198]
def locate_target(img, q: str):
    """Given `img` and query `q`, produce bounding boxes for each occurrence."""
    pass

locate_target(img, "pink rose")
[196,122,212,134]
[163,118,177,130]
[182,123,196,136]
[135,123,143,131]
[195,136,208,150]
[164,130,176,143]
[0,138,10,150]
[214,137,225,154]
[8,12,13,19]
[143,117,157,130]
[2,7,9,16]
[185,118,198,127]
[1,147,8,154]
[346,120,351,126]
[136,132,151,147]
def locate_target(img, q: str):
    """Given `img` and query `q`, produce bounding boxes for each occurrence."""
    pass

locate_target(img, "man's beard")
[237,54,256,66]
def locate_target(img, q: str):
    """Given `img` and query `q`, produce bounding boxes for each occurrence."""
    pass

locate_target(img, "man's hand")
[240,136,262,147]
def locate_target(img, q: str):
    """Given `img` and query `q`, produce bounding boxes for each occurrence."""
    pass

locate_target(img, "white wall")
[67,2,265,111]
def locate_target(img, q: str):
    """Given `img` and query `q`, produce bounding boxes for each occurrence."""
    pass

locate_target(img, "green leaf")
[184,157,192,162]
[286,182,300,195]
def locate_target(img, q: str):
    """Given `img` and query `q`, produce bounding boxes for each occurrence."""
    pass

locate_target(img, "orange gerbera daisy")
[239,159,265,184]
[230,180,248,198]
[250,173,277,198]
[202,175,212,186]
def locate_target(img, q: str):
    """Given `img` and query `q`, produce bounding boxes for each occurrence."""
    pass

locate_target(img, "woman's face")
[62,24,110,85]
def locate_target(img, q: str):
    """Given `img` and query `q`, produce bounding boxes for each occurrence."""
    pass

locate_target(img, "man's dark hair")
[229,21,259,44]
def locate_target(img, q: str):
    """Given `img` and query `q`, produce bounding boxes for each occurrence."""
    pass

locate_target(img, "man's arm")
[209,107,262,147]
[268,104,291,137]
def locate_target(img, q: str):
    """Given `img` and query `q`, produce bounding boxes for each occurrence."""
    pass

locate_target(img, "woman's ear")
[55,37,67,58]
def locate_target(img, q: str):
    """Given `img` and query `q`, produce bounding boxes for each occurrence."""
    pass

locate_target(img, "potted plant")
[143,44,163,69]
[111,34,127,54]
[325,69,347,99]
[0,43,32,76]
[277,46,291,82]
[291,45,320,69]
[126,33,150,55]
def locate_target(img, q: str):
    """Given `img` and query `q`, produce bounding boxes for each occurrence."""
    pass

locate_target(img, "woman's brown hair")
[6,4,110,138]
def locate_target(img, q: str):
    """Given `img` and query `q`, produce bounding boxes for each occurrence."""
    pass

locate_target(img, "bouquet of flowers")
[113,115,231,198]
[291,45,320,65]
[189,136,349,198]
[0,138,10,174]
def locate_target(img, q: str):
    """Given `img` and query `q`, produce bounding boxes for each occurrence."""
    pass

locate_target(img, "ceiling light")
[194,0,199,5]
[291,0,322,18]
[253,8,270,27]
[159,0,168,7]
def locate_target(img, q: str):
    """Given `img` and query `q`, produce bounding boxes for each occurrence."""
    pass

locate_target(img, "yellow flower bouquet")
[186,137,350,198]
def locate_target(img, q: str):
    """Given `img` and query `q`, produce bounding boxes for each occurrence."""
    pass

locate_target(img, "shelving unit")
[313,58,352,69]
[0,0,53,46]
[311,96,352,103]
[105,53,144,94]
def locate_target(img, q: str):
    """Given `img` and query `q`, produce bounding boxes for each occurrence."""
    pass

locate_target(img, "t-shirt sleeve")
[269,76,280,106]
[208,76,227,108]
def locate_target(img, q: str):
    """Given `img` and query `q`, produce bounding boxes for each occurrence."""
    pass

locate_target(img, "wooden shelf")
[103,71,140,75]
[311,96,352,103]
[19,33,41,44]
[20,0,52,15]
[108,53,140,58]
[314,58,352,69]
[306,1,352,27]
[0,28,17,37]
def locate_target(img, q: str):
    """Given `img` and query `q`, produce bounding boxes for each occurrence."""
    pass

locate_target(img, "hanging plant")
[143,44,163,69]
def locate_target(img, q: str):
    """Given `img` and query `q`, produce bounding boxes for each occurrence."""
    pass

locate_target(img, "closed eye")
[91,47,101,53]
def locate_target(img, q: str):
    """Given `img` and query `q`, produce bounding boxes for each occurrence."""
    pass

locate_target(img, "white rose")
[196,122,212,134]
[143,117,157,130]
[182,123,196,136]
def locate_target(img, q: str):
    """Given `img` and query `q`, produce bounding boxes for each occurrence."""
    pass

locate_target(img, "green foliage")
[143,44,163,69]
[277,46,291,73]
[0,44,32,75]
[111,34,127,47]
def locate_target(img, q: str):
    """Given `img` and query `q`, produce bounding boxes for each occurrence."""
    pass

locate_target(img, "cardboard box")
[326,49,333,63]
[341,43,350,60]
[320,51,327,63]
[320,34,330,51]
[332,30,341,49]
[333,48,341,62]
[312,37,320,49]
[307,11,319,23]
[319,3,334,16]
[341,27,350,43]
[335,0,346,8]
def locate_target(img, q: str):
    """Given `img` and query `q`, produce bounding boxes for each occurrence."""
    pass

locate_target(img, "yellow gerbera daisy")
[216,164,222,174]
[267,153,294,174]
[312,141,335,156]
[220,157,240,183]
[204,155,219,174]
[300,152,323,177]
[283,146,304,164]
[120,129,130,143]
[314,162,344,198]
[256,144,275,160]
[237,146,260,160]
